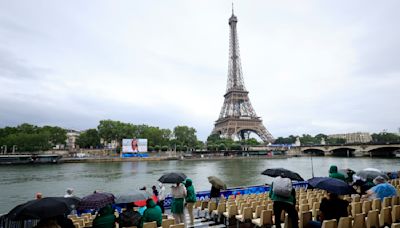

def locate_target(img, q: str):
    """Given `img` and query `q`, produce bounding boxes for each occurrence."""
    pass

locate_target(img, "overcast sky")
[0,1,399,140]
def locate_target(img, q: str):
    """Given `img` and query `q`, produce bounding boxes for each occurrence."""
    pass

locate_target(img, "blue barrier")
[163,181,308,209]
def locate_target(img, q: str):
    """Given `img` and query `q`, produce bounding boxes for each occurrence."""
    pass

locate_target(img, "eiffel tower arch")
[211,9,274,144]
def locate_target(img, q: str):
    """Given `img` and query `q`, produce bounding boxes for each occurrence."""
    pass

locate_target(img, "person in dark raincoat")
[328,165,346,181]
[141,198,162,227]
[93,205,116,228]
[185,178,196,226]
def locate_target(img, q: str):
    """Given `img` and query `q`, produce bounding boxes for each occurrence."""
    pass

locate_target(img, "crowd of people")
[27,166,399,228]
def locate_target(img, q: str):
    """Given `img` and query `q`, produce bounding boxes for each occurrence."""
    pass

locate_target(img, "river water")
[0,157,399,213]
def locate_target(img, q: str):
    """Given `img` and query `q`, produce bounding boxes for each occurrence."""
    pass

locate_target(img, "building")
[66,129,81,150]
[328,132,372,144]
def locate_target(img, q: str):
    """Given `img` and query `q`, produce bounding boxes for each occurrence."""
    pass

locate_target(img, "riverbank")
[60,154,292,163]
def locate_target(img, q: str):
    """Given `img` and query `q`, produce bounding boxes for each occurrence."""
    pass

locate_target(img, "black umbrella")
[261,168,304,181]
[77,192,115,210]
[308,177,356,195]
[7,197,80,220]
[158,172,187,184]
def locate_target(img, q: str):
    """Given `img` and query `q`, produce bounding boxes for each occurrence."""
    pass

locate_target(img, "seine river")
[1,157,399,214]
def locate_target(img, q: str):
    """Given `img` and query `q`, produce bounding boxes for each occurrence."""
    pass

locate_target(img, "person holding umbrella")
[185,178,196,226]
[363,176,397,201]
[171,182,187,225]
[269,174,298,228]
[307,192,349,228]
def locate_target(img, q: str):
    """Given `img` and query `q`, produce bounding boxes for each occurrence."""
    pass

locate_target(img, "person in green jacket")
[329,165,346,181]
[93,205,116,228]
[185,178,196,226]
[141,198,162,227]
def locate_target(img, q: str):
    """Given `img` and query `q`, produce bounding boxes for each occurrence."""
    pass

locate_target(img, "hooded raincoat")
[185,179,196,203]
[141,199,162,227]
[93,205,116,228]
[329,165,346,181]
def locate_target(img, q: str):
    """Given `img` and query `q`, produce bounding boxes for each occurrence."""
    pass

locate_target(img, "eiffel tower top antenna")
[232,2,234,15]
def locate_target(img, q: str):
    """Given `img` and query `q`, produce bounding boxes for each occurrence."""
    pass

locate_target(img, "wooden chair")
[351,202,362,217]
[299,211,312,228]
[161,218,175,228]
[392,205,400,223]
[379,207,392,227]
[235,207,252,228]
[392,223,400,228]
[321,219,337,228]
[312,202,321,220]
[252,205,265,219]
[169,224,184,228]
[383,197,392,208]
[337,217,352,228]
[211,202,226,223]
[204,201,217,218]
[252,209,273,227]
[352,213,365,228]
[366,210,379,228]
[143,221,157,228]
[223,204,238,226]
[161,214,168,219]
[393,196,400,206]
[362,200,372,214]
[372,199,381,211]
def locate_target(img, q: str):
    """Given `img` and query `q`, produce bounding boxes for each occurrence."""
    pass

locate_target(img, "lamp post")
[12,145,17,154]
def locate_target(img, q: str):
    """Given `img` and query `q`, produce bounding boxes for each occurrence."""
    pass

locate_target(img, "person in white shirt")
[64,188,74,198]
[158,182,166,213]
[171,183,187,225]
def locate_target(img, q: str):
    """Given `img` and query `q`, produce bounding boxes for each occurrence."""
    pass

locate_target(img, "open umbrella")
[158,172,187,184]
[208,176,227,190]
[7,197,80,220]
[77,192,114,210]
[261,168,304,181]
[355,169,389,181]
[308,177,356,195]
[115,191,152,204]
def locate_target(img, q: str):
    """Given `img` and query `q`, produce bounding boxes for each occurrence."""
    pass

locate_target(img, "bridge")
[253,143,400,157]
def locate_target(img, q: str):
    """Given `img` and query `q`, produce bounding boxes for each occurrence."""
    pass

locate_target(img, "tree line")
[1,121,399,153]
[274,133,400,145]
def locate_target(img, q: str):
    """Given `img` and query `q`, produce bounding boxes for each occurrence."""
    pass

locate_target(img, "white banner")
[122,139,148,153]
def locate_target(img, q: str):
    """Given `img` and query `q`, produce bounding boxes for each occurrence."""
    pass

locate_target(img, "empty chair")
[169,224,184,228]
[362,200,372,214]
[392,223,400,228]
[299,211,312,228]
[366,210,379,228]
[321,219,337,228]
[380,207,392,227]
[393,196,400,206]
[312,202,321,220]
[393,205,400,223]
[252,209,273,227]
[253,205,265,219]
[142,221,157,228]
[372,199,381,211]
[211,202,226,222]
[223,204,238,226]
[383,197,393,208]
[161,218,174,228]
[353,195,361,202]
[299,204,310,213]
[351,202,362,217]
[337,217,352,228]
[204,201,217,218]
[352,213,365,228]
[235,207,252,228]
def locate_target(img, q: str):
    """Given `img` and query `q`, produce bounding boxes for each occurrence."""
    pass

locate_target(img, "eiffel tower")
[212,9,274,143]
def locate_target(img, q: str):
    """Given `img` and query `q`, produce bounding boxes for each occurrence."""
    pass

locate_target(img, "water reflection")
[1,157,399,213]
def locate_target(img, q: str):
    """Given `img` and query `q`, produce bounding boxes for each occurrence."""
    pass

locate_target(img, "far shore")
[60,154,293,163]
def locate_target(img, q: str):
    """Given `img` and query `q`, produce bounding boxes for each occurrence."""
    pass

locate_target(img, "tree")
[41,126,67,146]
[371,132,400,143]
[76,129,101,149]
[173,126,197,148]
